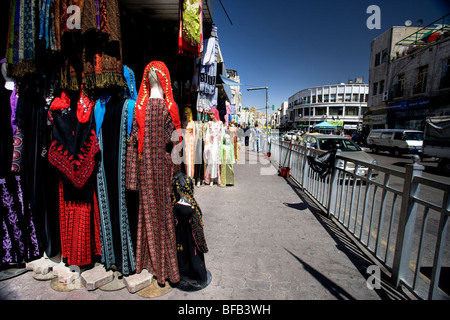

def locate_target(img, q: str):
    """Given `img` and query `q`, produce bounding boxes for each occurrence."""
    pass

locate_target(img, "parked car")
[283,130,299,141]
[301,134,378,177]
[366,129,423,157]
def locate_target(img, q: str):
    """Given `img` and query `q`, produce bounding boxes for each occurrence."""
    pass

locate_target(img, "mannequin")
[126,61,180,287]
[182,107,195,178]
[204,108,223,186]
[172,172,211,291]
[220,134,235,187]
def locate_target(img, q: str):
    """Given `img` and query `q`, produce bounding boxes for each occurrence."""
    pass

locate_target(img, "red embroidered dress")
[126,98,180,285]
[48,92,101,266]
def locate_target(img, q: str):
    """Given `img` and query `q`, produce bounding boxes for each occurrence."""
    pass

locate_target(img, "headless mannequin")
[149,69,164,99]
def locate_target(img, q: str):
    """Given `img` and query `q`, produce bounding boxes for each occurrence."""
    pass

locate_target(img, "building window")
[439,58,450,89]
[337,93,344,102]
[317,95,322,103]
[316,107,327,115]
[352,94,359,102]
[375,52,381,66]
[345,107,358,116]
[329,106,343,116]
[360,107,368,116]
[414,65,428,94]
[312,95,316,103]
[392,73,405,98]
[373,82,378,95]
[379,80,385,95]
[330,94,336,102]
[323,94,329,102]
[345,93,351,102]
[381,49,389,64]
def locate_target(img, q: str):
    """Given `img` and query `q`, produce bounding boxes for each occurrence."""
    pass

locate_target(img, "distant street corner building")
[366,13,450,131]
[287,81,369,133]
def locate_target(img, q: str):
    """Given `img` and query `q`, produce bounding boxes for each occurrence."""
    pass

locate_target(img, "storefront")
[0,0,232,296]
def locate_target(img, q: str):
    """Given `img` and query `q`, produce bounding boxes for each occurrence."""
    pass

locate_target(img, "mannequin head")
[184,107,193,122]
[209,108,219,122]
[173,171,195,205]
[149,69,164,99]
[223,134,231,145]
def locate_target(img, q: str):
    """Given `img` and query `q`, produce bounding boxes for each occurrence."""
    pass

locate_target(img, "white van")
[367,129,424,157]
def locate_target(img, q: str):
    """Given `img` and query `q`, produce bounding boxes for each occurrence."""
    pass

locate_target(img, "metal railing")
[269,136,450,300]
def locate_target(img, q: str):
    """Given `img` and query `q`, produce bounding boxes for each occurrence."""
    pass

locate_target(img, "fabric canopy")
[219,74,242,86]
[314,121,337,128]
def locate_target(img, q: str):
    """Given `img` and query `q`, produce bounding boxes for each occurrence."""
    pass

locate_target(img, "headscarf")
[135,61,181,155]
[210,108,219,122]
[123,65,137,136]
[172,171,208,253]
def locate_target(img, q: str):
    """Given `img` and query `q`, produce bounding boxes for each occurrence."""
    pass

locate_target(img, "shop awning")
[219,74,241,103]
[314,121,337,129]
[219,74,242,86]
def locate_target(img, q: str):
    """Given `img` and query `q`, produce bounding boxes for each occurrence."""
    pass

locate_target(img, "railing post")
[327,149,341,219]
[302,143,311,190]
[392,155,424,288]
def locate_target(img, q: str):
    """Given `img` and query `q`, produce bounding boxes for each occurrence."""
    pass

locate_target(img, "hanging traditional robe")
[95,90,136,275]
[48,91,101,267]
[126,61,181,285]
[0,85,40,265]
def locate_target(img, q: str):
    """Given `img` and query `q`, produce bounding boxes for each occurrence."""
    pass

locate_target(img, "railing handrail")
[269,137,450,300]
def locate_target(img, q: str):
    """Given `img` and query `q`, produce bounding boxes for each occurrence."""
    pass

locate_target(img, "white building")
[287,81,369,133]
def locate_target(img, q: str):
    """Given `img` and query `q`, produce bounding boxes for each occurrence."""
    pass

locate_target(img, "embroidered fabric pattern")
[48,129,100,189]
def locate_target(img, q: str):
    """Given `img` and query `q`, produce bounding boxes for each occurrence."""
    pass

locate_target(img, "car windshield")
[318,138,362,151]
[404,132,423,140]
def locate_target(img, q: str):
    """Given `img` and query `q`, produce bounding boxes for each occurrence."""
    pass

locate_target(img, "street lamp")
[247,86,268,129]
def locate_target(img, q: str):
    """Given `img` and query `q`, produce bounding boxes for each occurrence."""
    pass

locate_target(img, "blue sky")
[212,0,450,114]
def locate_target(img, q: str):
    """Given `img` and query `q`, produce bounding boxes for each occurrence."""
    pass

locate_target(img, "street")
[361,147,450,184]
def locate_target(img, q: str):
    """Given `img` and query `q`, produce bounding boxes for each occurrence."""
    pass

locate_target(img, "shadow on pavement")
[284,248,356,300]
[281,175,411,300]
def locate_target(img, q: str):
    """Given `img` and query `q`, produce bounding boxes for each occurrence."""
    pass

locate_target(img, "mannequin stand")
[137,278,173,298]
[50,277,84,292]
[99,271,126,291]
[177,269,212,292]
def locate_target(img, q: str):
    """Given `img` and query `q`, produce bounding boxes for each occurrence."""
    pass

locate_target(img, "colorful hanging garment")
[48,93,101,266]
[123,65,137,140]
[6,0,37,78]
[1,85,40,264]
[95,93,136,275]
[196,25,219,113]
[178,0,203,58]
[81,0,126,90]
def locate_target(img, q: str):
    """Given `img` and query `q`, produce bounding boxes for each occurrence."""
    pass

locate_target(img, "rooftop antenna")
[417,19,423,27]
[405,19,412,26]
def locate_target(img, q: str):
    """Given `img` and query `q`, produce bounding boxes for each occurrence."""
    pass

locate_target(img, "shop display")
[0,0,236,298]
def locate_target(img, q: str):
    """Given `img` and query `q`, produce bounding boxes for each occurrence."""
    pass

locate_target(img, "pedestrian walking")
[252,123,262,153]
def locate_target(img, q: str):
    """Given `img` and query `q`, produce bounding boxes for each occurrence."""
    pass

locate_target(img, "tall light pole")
[247,86,268,129]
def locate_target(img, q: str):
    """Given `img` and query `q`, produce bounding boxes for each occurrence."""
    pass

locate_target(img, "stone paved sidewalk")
[0,148,410,301]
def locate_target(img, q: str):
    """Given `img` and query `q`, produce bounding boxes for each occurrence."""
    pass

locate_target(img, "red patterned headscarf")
[135,61,181,155]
